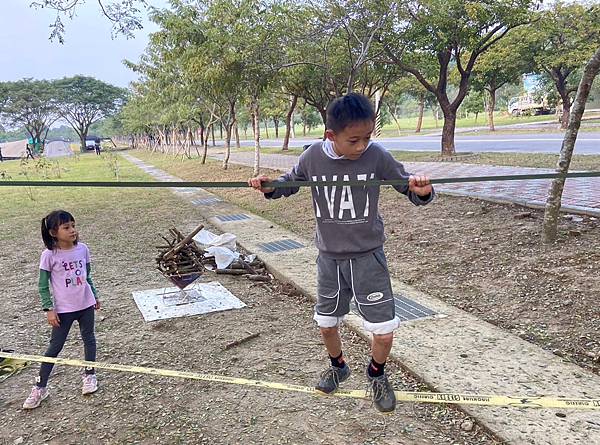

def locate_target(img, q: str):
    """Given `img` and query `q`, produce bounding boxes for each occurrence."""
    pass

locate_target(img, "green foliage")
[46,125,78,141]
[471,29,534,97]
[102,151,121,179]
[526,2,600,109]
[0,79,59,142]
[460,90,485,117]
[30,0,149,43]
[54,76,127,150]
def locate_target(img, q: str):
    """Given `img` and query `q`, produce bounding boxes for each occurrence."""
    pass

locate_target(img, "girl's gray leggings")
[37,305,96,387]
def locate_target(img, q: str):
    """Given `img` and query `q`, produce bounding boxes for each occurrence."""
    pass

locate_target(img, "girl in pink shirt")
[23,210,101,409]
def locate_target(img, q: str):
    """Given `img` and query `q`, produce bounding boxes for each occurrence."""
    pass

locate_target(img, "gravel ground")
[0,178,500,445]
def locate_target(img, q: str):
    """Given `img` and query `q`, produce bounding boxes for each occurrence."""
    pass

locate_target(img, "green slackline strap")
[0,171,599,189]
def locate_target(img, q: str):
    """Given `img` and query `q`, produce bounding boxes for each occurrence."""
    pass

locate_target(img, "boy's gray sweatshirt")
[265,142,434,258]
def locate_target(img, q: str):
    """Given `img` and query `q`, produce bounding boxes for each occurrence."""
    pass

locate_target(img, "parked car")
[85,136,101,150]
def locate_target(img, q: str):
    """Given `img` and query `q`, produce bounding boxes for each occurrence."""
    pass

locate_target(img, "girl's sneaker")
[82,374,98,395]
[22,386,49,409]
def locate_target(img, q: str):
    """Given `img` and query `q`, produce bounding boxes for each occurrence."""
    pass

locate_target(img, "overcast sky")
[0,0,169,88]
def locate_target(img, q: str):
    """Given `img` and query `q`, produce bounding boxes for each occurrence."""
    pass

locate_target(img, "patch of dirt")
[137,153,600,376]
[0,183,499,444]
[380,193,600,376]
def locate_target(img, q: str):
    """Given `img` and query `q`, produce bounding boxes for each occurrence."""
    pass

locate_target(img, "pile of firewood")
[156,223,206,286]
[214,256,271,282]
[155,224,272,285]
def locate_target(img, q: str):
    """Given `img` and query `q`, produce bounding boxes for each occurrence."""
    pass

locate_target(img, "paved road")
[235,132,600,154]
[211,150,600,216]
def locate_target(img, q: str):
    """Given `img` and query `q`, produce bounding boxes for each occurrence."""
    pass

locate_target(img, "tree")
[542,45,600,243]
[31,0,148,43]
[460,90,485,122]
[0,79,59,147]
[262,93,288,139]
[54,76,126,152]
[528,2,600,129]
[471,29,533,130]
[281,0,400,133]
[380,0,538,155]
[298,104,321,136]
[282,94,298,151]
[123,2,215,158]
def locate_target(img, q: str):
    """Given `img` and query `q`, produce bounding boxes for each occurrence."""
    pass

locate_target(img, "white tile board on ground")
[132,281,245,321]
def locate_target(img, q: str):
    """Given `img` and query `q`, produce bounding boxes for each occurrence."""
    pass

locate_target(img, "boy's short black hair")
[326,93,375,133]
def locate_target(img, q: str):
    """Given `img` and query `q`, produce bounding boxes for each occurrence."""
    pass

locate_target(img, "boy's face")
[326,120,375,160]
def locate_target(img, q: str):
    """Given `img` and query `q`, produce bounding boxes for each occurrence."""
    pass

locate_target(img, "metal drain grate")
[351,294,436,322]
[258,239,305,253]
[394,295,436,321]
[215,213,251,222]
[192,197,222,206]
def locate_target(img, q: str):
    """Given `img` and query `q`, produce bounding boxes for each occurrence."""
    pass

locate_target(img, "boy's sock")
[367,358,385,378]
[329,351,347,368]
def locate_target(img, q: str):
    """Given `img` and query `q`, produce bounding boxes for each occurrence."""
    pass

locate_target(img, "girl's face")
[52,220,78,247]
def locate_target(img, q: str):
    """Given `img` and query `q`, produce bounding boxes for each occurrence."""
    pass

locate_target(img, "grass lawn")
[196,144,600,171]
[281,113,559,139]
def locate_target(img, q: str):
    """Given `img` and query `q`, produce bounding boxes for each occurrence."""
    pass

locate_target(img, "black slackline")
[1,171,600,189]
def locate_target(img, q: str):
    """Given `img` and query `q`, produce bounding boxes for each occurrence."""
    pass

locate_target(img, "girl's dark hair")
[41,210,76,250]
[326,93,375,133]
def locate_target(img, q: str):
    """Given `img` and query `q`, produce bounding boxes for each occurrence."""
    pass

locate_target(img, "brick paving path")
[211,151,600,216]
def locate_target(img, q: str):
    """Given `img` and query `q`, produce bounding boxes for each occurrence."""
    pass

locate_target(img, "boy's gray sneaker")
[315,365,351,394]
[367,372,397,413]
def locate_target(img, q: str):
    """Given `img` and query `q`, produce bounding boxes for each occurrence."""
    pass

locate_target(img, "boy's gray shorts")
[314,247,400,335]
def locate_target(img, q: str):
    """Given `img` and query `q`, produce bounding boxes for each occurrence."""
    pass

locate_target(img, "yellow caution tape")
[2,352,598,410]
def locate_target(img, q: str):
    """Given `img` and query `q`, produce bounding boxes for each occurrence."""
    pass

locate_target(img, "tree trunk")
[415,95,425,133]
[550,69,573,130]
[274,118,280,138]
[187,127,194,158]
[387,105,402,136]
[252,99,261,176]
[487,89,496,132]
[79,133,86,154]
[235,123,241,149]
[542,46,600,243]
[291,111,296,138]
[318,108,327,140]
[222,134,230,170]
[282,95,298,151]
[202,125,209,164]
[219,122,223,140]
[222,101,236,170]
[560,95,571,130]
[263,119,270,139]
[440,108,457,156]
[211,125,216,146]
[79,124,89,153]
